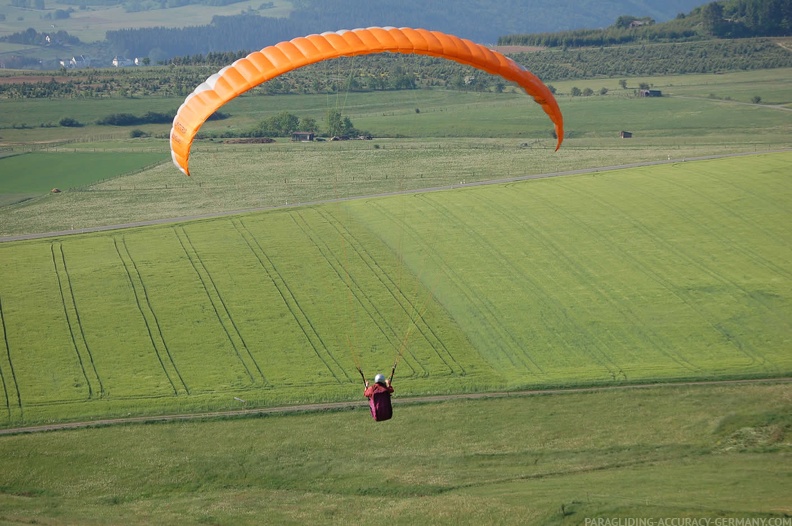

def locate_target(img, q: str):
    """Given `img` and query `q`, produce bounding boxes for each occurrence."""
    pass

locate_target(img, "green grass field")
[0,70,789,237]
[0,382,789,524]
[0,69,790,524]
[1,152,789,427]
[0,150,166,191]
[0,0,292,43]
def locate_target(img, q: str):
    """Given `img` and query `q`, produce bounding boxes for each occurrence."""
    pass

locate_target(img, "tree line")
[499,0,792,48]
[2,36,791,101]
[105,15,309,60]
[701,0,792,38]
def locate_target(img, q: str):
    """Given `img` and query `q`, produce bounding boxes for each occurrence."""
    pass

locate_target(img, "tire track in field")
[315,207,465,377]
[615,176,788,370]
[295,210,429,378]
[0,295,23,422]
[649,173,792,283]
[369,198,541,375]
[361,198,508,376]
[293,208,425,379]
[483,189,703,375]
[173,226,267,387]
[420,194,620,377]
[558,183,772,371]
[695,166,792,219]
[113,236,187,396]
[51,242,104,399]
[370,196,532,372]
[475,192,637,375]
[232,219,349,384]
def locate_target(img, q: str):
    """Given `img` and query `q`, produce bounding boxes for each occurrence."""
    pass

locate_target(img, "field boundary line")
[0,295,23,423]
[232,219,349,384]
[288,210,396,377]
[113,236,188,395]
[370,198,525,372]
[295,208,431,378]
[3,150,790,244]
[51,242,104,398]
[1,377,789,436]
[317,207,463,377]
[173,226,267,386]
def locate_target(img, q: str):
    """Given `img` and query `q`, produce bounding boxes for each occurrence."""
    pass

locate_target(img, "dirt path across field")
[1,377,789,436]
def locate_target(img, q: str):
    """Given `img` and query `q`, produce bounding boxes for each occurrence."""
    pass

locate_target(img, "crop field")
[1,151,789,427]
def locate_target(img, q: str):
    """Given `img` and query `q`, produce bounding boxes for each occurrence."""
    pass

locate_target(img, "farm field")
[1,151,790,427]
[0,151,166,207]
[0,65,790,525]
[1,68,790,237]
[0,0,292,43]
[0,382,789,524]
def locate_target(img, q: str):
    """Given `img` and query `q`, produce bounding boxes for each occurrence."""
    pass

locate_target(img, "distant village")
[59,55,144,68]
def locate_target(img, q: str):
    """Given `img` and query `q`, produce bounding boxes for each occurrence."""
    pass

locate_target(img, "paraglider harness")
[358,363,396,422]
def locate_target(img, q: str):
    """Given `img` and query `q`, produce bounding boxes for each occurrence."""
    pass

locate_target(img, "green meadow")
[0,383,789,523]
[0,67,790,524]
[0,151,166,207]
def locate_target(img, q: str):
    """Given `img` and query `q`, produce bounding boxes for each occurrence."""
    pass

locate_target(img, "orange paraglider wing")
[170,27,564,176]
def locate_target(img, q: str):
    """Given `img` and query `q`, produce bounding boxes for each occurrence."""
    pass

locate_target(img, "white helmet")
[374,373,386,384]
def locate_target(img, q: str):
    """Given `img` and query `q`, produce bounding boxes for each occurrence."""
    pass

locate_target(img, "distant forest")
[3,37,792,100]
[102,0,706,59]
[500,0,792,47]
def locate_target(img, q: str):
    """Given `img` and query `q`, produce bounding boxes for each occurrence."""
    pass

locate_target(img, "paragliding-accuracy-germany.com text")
[585,519,791,526]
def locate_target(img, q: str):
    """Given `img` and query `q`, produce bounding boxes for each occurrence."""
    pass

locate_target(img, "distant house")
[620,131,633,138]
[112,56,135,67]
[639,89,662,97]
[60,55,90,69]
[291,131,315,142]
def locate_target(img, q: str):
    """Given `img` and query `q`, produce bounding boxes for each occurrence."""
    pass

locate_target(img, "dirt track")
[1,377,789,436]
